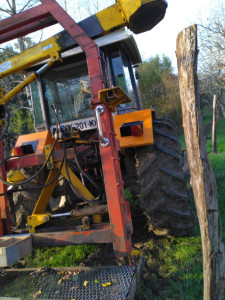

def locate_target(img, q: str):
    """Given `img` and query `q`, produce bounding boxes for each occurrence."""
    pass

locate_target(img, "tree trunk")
[176,24,225,300]
[212,95,217,153]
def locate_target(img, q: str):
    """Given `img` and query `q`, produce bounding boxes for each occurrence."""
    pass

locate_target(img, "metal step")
[0,234,32,267]
[0,253,144,300]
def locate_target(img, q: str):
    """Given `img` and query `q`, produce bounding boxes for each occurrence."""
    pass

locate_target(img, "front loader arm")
[0,0,167,79]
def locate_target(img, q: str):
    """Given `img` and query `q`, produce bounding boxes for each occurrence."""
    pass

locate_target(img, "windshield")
[42,60,94,126]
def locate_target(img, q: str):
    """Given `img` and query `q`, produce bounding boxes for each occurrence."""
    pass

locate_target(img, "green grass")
[135,114,225,299]
[24,244,99,268]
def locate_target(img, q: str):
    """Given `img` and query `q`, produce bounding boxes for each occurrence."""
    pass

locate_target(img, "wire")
[0,158,65,196]
[0,105,61,187]
[0,136,59,187]
[0,109,10,142]
[73,144,101,201]
[63,141,96,202]
[51,104,61,131]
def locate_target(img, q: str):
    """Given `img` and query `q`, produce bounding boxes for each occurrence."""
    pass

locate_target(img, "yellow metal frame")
[7,170,25,183]
[0,73,37,106]
[45,144,54,170]
[98,86,131,112]
[27,213,51,233]
[27,162,95,233]
[0,52,61,106]
[114,109,154,148]
[32,169,59,215]
[0,1,166,80]
[60,162,94,201]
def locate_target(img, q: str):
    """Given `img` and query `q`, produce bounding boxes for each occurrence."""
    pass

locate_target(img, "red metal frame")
[0,130,11,236]
[32,224,112,247]
[0,0,132,257]
[0,208,3,237]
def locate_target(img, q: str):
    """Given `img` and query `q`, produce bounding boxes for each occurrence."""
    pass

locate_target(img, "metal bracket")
[98,86,132,112]
[95,105,109,147]
[45,144,54,170]
[27,213,51,233]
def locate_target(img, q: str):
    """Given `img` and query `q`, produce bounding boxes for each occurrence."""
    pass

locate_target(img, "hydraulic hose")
[73,144,101,201]
[63,142,99,202]
[0,157,65,196]
[0,105,61,187]
[0,136,59,187]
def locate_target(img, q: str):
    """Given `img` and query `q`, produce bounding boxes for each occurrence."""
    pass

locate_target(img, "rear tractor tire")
[123,119,194,237]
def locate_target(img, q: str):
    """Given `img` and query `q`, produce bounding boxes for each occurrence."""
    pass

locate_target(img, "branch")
[0,7,11,15]
[19,0,37,13]
[5,0,14,12]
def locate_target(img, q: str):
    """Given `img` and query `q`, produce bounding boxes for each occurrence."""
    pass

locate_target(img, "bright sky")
[134,0,212,72]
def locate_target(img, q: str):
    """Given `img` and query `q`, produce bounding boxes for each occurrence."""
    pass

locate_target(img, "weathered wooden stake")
[212,94,217,153]
[176,24,225,300]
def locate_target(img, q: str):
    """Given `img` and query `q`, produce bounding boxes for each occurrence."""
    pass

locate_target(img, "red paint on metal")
[40,0,133,256]
[5,146,92,170]
[0,208,3,237]
[0,18,57,44]
[0,130,11,235]
[39,0,105,103]
[98,108,133,256]
[6,154,45,170]
[33,224,112,247]
[0,0,133,256]
[0,5,54,44]
[65,230,91,237]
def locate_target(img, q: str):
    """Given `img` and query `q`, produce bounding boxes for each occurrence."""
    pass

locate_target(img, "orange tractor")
[0,0,193,258]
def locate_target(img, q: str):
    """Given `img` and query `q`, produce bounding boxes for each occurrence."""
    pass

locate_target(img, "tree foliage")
[138,55,182,127]
[0,1,36,139]
[198,1,225,114]
[0,0,39,19]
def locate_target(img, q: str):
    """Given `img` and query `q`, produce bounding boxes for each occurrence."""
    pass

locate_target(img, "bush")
[138,55,182,129]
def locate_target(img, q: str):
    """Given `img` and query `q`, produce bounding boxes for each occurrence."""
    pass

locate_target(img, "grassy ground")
[25,244,99,268]
[135,111,225,299]
[23,110,225,299]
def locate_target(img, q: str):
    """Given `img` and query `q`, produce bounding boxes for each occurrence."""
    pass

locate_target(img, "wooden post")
[176,24,225,300]
[212,94,217,153]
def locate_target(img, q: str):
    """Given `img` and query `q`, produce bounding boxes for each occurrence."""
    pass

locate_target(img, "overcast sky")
[134,0,213,72]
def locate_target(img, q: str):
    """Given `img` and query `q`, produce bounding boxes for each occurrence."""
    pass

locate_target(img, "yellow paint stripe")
[96,4,126,32]
[0,35,62,79]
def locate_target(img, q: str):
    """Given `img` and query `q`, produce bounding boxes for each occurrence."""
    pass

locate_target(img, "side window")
[111,54,127,93]
[111,50,137,111]
[30,80,44,128]
[121,52,136,105]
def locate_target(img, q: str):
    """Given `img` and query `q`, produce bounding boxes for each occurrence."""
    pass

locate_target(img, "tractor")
[0,0,194,258]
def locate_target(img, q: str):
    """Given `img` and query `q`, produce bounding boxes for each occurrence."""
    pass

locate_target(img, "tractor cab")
[29,29,143,132]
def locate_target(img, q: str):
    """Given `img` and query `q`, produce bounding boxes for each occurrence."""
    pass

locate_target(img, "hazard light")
[131,124,143,136]
[12,144,34,156]
[12,146,24,156]
[120,121,143,137]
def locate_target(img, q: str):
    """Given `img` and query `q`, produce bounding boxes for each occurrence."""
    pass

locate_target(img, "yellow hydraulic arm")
[0,0,167,79]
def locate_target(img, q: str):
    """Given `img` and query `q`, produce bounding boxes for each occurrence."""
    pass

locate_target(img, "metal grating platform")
[0,265,136,300]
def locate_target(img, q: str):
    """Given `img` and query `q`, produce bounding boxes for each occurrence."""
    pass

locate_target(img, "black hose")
[0,158,65,196]
[0,136,59,187]
[51,105,61,131]
[0,109,10,142]
[73,144,101,200]
[63,142,97,202]
[0,105,62,187]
